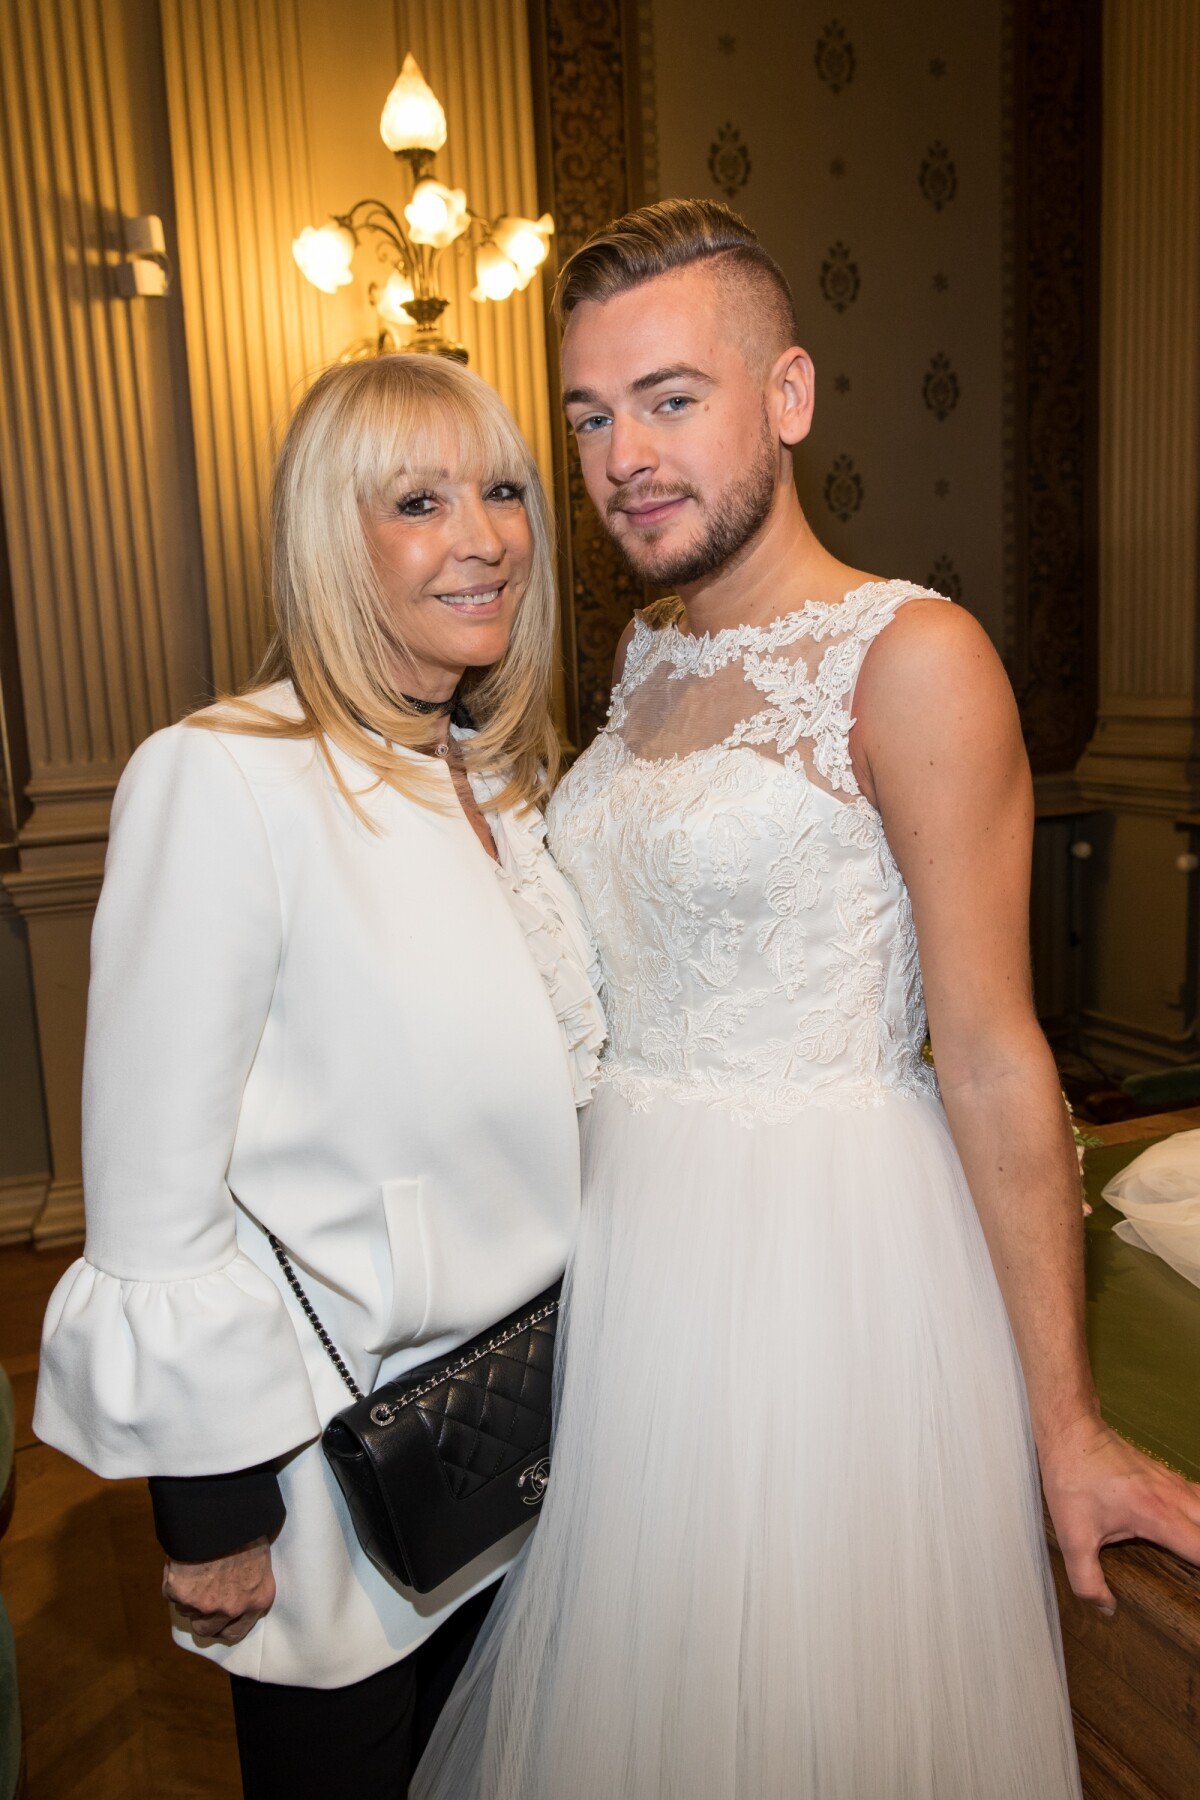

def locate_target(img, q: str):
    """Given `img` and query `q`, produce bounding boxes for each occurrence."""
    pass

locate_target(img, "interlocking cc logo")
[517,1457,551,1505]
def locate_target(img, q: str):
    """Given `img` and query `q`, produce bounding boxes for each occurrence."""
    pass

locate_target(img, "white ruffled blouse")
[34,697,605,1687]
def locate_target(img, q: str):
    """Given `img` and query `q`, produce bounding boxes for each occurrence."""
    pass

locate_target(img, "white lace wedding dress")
[413,580,1082,1799]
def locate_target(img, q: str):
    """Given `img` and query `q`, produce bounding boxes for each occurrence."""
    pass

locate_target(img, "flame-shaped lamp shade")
[292,224,355,293]
[380,54,447,154]
[404,179,469,248]
[376,270,416,328]
[471,241,522,303]
[490,213,554,278]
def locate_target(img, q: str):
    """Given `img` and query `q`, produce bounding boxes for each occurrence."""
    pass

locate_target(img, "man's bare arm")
[853,600,1200,1610]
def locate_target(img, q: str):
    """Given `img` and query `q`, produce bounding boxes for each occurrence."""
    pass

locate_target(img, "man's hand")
[1041,1416,1200,1614]
[163,1535,276,1645]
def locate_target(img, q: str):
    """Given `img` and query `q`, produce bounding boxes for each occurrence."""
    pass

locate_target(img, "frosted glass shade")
[491,213,554,276]
[292,224,355,294]
[380,54,447,154]
[471,241,521,303]
[404,179,469,248]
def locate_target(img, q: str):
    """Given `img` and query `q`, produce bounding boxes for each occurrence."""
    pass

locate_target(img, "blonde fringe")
[188,355,562,825]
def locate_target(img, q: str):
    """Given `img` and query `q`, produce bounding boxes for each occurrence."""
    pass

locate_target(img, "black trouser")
[229,1583,497,1799]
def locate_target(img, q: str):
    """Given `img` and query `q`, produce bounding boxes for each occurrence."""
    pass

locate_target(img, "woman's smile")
[430,580,508,617]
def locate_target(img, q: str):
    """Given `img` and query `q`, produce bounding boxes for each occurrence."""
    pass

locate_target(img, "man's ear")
[773,347,815,448]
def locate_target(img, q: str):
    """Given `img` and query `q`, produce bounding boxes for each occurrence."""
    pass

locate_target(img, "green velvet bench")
[1045,1120,1200,1798]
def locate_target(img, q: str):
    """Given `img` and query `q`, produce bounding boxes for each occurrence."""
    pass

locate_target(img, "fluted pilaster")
[1078,0,1200,810]
[159,0,331,692]
[0,0,209,845]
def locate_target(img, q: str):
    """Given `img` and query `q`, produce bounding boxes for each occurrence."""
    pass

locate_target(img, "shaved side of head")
[555,198,799,383]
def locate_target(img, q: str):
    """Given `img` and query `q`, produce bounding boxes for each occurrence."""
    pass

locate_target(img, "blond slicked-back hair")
[554,198,798,359]
[189,354,560,819]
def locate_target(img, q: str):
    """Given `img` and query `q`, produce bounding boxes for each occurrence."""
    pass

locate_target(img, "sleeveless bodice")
[546,580,949,1123]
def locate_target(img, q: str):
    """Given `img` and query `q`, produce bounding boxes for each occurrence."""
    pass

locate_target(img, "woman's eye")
[397,491,437,517]
[486,482,525,504]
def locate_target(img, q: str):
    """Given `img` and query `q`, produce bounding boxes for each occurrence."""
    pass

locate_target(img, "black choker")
[400,691,454,716]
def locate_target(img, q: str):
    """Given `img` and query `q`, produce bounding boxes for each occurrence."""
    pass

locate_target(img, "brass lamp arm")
[333,199,418,282]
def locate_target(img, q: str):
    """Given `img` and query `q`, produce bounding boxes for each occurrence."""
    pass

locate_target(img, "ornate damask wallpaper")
[576,0,1099,771]
[528,0,653,746]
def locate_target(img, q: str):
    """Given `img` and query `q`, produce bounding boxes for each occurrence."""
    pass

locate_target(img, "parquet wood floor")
[1,1243,241,1798]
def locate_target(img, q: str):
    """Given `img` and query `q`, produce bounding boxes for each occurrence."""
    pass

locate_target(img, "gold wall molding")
[0,1173,50,1248]
[1078,0,1200,806]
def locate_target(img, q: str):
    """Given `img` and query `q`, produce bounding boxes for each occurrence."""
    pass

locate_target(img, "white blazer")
[34,686,604,1687]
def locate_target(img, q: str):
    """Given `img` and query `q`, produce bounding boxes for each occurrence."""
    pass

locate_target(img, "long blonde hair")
[190,354,560,816]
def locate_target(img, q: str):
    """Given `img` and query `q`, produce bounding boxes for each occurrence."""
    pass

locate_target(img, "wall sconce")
[292,54,553,363]
[114,215,172,297]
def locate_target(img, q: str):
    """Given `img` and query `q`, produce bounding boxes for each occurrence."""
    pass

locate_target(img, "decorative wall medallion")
[925,555,963,601]
[918,142,957,211]
[824,454,864,522]
[833,373,851,395]
[708,123,751,198]
[829,157,847,178]
[923,353,960,420]
[932,271,948,292]
[815,21,856,93]
[717,33,735,55]
[934,477,950,498]
[819,242,860,312]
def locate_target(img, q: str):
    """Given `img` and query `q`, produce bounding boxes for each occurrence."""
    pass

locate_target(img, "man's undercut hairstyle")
[554,198,798,364]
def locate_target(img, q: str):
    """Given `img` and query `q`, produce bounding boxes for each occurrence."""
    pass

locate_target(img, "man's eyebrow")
[561,364,715,411]
[630,363,713,393]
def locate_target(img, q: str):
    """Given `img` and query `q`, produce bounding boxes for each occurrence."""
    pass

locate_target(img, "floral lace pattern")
[546,581,947,1123]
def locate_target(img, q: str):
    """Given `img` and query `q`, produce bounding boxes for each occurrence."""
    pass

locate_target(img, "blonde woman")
[34,355,604,1799]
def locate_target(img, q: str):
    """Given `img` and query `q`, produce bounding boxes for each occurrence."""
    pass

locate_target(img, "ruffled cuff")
[34,1252,323,1479]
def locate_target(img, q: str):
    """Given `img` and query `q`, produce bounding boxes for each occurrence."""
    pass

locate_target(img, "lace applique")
[546,580,948,1123]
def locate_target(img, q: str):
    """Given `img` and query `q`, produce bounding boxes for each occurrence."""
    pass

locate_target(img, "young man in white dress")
[413,200,1200,1799]
[553,196,1200,1610]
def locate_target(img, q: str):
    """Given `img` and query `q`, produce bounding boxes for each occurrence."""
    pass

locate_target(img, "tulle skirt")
[413,1083,1082,1799]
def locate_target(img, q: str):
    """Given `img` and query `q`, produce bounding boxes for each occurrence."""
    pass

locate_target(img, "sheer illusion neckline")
[648,577,899,655]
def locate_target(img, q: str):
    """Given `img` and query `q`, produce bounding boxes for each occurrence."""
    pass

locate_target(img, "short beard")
[607,411,778,588]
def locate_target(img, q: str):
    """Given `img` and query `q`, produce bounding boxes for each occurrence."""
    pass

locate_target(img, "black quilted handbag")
[269,1233,560,1594]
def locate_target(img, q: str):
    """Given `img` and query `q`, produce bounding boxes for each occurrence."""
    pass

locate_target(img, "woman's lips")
[431,581,507,618]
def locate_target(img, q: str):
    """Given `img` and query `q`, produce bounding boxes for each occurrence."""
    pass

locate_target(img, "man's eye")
[574,414,610,435]
[659,395,693,414]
